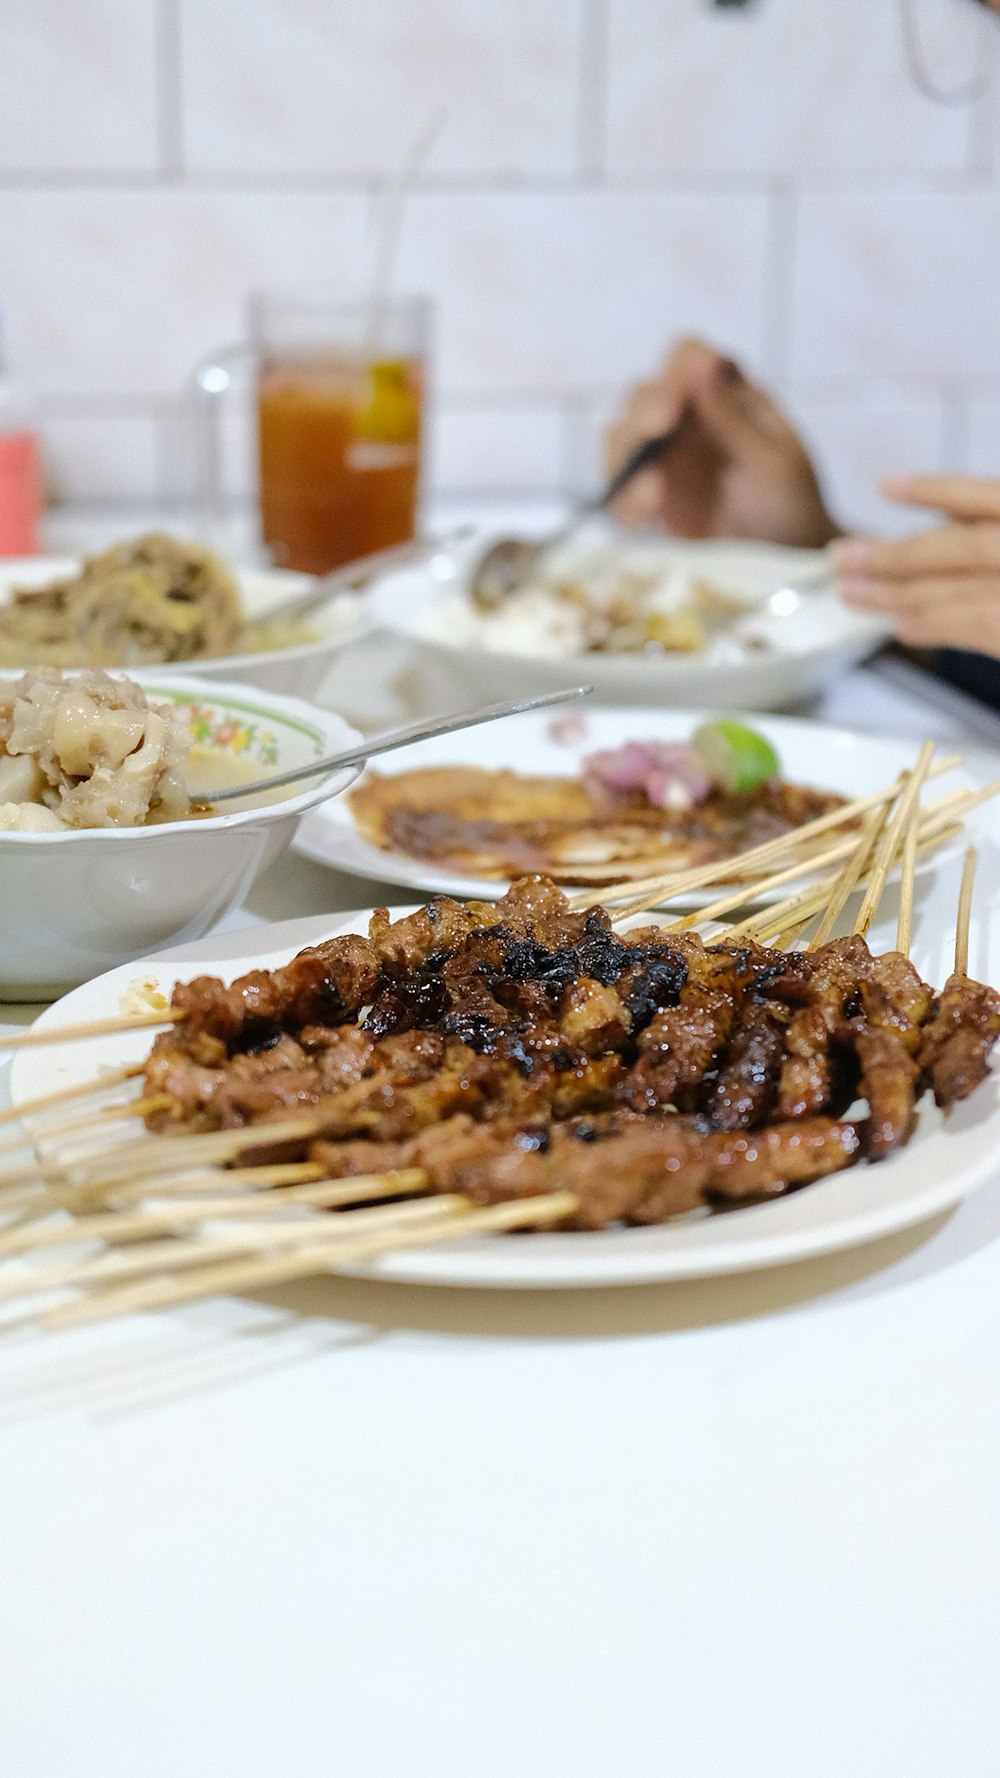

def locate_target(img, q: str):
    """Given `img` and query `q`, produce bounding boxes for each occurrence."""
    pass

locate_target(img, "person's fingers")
[839,571,1000,615]
[832,522,1000,581]
[603,381,682,478]
[893,596,1000,654]
[608,464,672,528]
[688,364,779,463]
[659,337,731,398]
[880,473,1000,522]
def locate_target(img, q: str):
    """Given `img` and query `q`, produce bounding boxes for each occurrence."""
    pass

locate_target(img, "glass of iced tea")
[193,294,428,575]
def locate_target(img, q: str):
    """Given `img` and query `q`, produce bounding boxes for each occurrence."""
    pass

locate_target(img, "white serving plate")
[369,534,889,711]
[0,555,371,701]
[295,707,973,907]
[12,901,1000,1290]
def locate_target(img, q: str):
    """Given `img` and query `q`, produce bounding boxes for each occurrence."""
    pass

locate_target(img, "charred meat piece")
[559,978,632,1054]
[851,1023,918,1159]
[776,1004,833,1120]
[704,1116,863,1201]
[620,985,735,1114]
[171,935,382,1046]
[491,874,593,950]
[310,1107,862,1230]
[421,1113,712,1229]
[368,897,497,972]
[700,1003,787,1131]
[870,949,934,1034]
[919,972,1000,1108]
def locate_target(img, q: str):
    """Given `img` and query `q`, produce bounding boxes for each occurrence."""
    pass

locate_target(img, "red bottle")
[0,316,41,557]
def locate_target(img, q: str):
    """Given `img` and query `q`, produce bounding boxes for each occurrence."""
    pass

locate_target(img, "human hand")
[604,337,839,547]
[834,475,1000,656]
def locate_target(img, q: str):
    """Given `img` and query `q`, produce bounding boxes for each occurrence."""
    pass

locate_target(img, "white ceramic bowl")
[0,674,361,999]
[0,557,371,701]
[369,534,889,711]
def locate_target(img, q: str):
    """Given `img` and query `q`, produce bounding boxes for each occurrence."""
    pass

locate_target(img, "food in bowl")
[0,532,316,669]
[0,673,361,998]
[0,668,191,830]
[348,720,847,885]
[412,544,793,661]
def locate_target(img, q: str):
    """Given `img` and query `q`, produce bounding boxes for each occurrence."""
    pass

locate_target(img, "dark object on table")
[934,648,1000,712]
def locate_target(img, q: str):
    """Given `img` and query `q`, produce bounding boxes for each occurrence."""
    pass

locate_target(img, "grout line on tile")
[965,36,1000,182]
[760,179,796,381]
[577,0,609,181]
[939,383,970,476]
[155,0,184,177]
[37,394,179,419]
[559,395,588,496]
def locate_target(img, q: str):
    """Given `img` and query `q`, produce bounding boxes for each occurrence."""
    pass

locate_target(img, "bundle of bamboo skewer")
[0,739,991,1331]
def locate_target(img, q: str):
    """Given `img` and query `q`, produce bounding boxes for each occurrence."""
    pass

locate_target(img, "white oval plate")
[295,707,974,907]
[370,534,889,711]
[12,902,1000,1290]
[0,554,371,701]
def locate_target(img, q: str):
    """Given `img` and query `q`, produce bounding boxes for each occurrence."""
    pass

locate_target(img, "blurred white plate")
[0,554,371,701]
[295,707,972,907]
[12,906,1000,1290]
[369,533,888,711]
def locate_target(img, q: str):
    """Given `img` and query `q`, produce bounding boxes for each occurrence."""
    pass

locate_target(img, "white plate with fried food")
[9,862,1000,1296]
[369,532,888,711]
[0,534,370,700]
[295,707,973,908]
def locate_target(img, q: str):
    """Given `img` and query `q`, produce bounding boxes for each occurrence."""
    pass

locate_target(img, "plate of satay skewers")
[1,739,999,1313]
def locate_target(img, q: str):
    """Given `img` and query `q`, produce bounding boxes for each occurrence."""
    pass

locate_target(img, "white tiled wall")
[1,0,999,532]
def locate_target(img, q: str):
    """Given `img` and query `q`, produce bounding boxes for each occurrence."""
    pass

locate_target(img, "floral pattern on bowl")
[146,686,325,770]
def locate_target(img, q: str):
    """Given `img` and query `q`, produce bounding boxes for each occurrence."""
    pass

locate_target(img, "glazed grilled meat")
[142,876,1000,1230]
[919,972,1000,1107]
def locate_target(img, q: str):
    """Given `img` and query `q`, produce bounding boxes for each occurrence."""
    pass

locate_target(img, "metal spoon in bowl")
[249,527,474,629]
[468,425,686,611]
[197,684,592,806]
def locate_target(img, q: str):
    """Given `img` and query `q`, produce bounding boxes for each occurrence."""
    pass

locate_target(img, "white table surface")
[2,508,1000,1777]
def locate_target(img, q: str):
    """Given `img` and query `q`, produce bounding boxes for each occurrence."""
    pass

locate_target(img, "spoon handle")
[251,528,472,627]
[593,422,686,513]
[201,684,592,805]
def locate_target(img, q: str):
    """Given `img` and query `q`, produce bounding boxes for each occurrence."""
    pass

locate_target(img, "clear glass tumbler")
[193,293,430,575]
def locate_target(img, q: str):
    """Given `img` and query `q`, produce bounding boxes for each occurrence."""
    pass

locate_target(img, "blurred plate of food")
[295,705,972,907]
[368,531,888,710]
[0,531,372,700]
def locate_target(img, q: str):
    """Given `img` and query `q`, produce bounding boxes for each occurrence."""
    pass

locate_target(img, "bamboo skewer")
[895,782,926,958]
[0,1167,427,1263]
[661,828,885,937]
[569,752,963,915]
[0,1067,138,1131]
[575,773,998,941]
[94,1160,327,1206]
[955,847,977,977]
[41,1191,579,1329]
[808,803,891,951]
[0,1091,174,1166]
[0,1012,171,1053]
[0,1115,324,1209]
[715,818,962,947]
[0,1189,451,1306]
[0,1161,331,1237]
[57,1115,322,1186]
[852,742,935,938]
